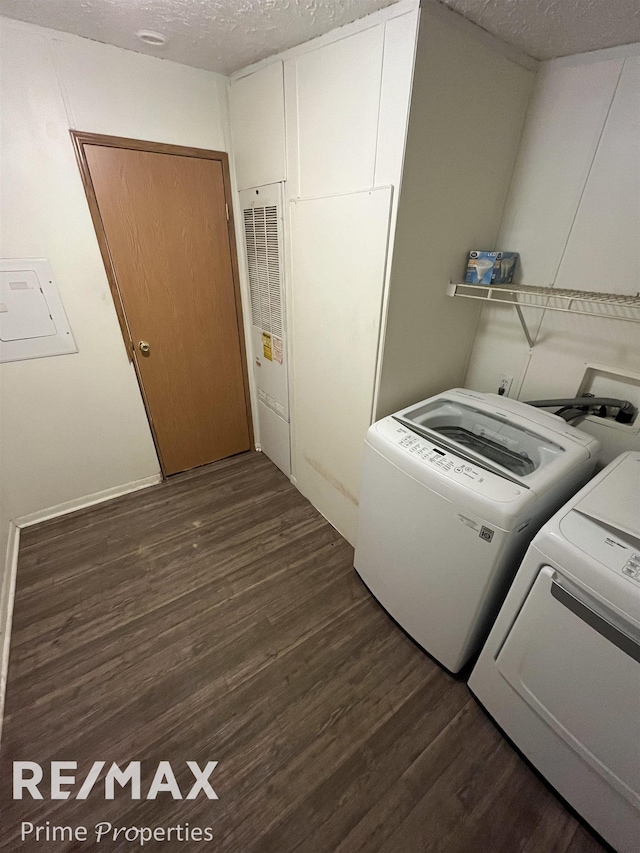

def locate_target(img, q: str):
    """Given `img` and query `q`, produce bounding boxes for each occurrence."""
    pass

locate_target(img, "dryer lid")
[574,454,640,542]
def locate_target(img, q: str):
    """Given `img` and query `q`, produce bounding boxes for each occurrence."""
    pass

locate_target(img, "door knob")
[138,340,150,354]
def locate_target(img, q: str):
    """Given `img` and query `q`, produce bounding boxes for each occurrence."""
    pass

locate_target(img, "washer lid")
[398,397,567,480]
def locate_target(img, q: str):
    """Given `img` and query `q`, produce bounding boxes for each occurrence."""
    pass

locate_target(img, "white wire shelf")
[447,282,640,347]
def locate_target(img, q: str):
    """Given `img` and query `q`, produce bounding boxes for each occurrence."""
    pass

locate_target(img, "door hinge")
[225,204,230,222]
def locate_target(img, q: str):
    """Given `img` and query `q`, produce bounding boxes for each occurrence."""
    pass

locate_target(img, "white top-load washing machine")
[354,389,600,673]
[468,452,640,853]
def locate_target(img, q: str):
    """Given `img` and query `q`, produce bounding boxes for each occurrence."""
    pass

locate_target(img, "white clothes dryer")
[354,389,600,672]
[469,451,640,853]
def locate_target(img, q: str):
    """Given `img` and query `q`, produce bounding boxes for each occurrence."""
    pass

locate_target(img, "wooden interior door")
[74,135,252,475]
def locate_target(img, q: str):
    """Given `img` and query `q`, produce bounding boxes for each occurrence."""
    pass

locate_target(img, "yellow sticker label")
[262,332,272,361]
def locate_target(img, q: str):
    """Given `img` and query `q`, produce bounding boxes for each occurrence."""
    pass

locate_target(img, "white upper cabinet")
[293,26,384,198]
[230,62,286,190]
[374,10,420,190]
[555,56,640,292]
[497,57,622,287]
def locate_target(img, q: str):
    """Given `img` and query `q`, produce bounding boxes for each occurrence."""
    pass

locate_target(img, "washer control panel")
[622,554,640,584]
[373,419,525,504]
[396,431,484,480]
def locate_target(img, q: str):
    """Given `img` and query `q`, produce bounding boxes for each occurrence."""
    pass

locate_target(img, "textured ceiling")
[440,0,640,61]
[0,0,400,75]
[0,0,639,74]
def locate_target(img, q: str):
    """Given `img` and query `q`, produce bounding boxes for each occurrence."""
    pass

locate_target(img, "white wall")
[465,45,640,462]
[0,18,234,573]
[375,2,536,419]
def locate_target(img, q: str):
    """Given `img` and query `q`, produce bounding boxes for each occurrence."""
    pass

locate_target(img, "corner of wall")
[0,521,20,746]
[376,4,536,418]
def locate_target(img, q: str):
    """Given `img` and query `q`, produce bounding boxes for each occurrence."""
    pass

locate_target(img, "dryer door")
[496,566,640,809]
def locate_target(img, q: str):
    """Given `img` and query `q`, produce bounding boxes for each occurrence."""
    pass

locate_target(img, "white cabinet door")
[230,62,286,191]
[293,26,384,198]
[497,58,623,288]
[289,188,392,543]
[555,56,640,292]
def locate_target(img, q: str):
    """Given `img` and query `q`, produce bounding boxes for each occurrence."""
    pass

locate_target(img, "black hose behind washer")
[525,396,637,424]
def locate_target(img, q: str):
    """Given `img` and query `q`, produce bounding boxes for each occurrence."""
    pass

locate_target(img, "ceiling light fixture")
[136,30,168,47]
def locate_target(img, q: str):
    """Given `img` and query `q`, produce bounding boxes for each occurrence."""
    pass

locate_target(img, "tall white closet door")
[289,188,392,544]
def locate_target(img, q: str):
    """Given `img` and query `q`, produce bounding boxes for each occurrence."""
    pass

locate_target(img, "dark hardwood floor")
[0,452,606,851]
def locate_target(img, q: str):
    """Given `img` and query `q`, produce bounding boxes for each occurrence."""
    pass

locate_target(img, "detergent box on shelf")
[464,251,519,285]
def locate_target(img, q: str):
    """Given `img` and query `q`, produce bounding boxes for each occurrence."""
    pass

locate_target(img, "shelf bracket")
[496,286,535,347]
[514,303,534,348]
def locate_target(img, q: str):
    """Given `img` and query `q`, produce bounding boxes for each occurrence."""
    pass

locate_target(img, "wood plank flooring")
[0,452,607,851]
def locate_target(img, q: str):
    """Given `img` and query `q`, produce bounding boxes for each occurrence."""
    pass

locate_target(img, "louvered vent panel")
[243,204,283,337]
[243,209,261,327]
[265,206,282,337]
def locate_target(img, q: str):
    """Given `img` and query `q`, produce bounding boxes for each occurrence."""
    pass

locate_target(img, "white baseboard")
[0,472,162,746]
[14,474,162,529]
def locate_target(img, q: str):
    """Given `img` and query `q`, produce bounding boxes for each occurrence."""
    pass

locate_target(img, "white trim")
[0,523,20,745]
[14,474,161,529]
[219,76,262,449]
[0,473,161,746]
[230,0,420,80]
